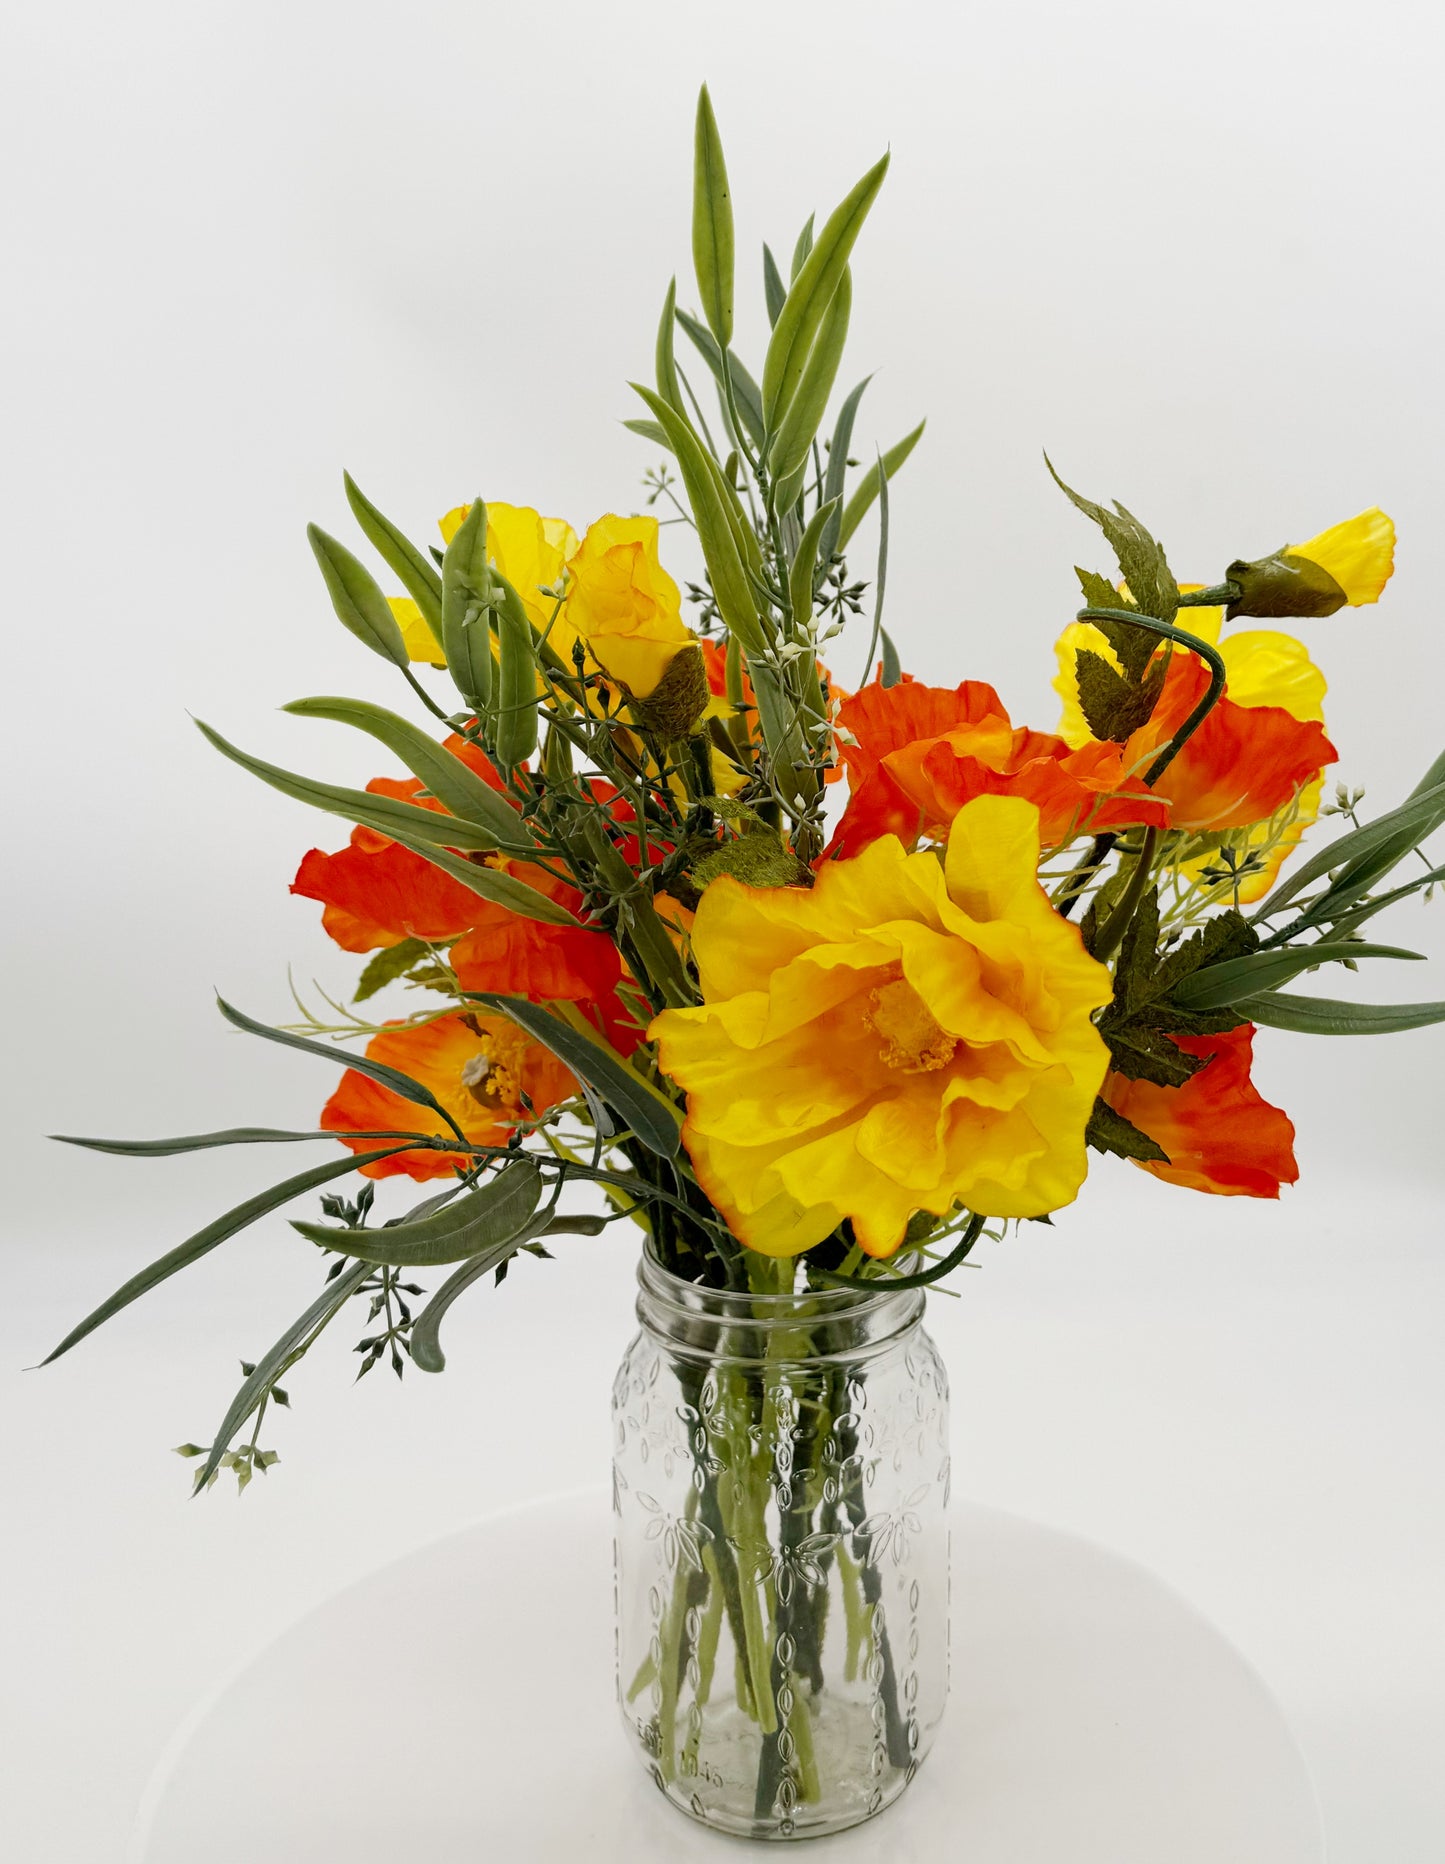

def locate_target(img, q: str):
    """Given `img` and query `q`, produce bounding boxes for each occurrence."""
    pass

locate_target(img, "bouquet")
[45,87,1443,1840]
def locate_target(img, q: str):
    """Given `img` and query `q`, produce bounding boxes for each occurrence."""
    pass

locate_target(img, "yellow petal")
[565,514,690,698]
[387,596,446,667]
[1288,507,1396,606]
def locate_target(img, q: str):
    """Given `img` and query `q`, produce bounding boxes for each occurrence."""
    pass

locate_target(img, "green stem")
[1091,824,1160,963]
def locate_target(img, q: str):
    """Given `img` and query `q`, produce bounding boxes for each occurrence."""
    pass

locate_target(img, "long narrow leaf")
[838,420,925,547]
[281,696,526,844]
[1172,941,1423,1010]
[768,267,852,494]
[292,1159,543,1267]
[342,474,444,641]
[50,1127,431,1157]
[692,86,735,348]
[195,1260,372,1490]
[307,525,409,666]
[383,826,580,928]
[762,154,888,431]
[215,998,468,1140]
[762,243,786,328]
[469,993,682,1157]
[655,277,682,412]
[1325,862,1445,939]
[195,720,506,853]
[1255,772,1445,922]
[40,1147,416,1365]
[819,374,872,564]
[409,1209,609,1373]
[674,310,766,450]
[1240,991,1445,1035]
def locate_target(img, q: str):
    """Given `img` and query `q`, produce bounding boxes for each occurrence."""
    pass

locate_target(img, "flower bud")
[1227,507,1395,620]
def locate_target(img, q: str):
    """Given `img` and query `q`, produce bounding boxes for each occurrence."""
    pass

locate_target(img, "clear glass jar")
[612,1252,950,1840]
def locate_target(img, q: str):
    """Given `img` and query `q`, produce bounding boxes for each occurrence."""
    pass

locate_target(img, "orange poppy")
[831,678,1170,858]
[322,1014,577,1181]
[1123,658,1336,834]
[1102,1024,1299,1199]
[449,859,622,1002]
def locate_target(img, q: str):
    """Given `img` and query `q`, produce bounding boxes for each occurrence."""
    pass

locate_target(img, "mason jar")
[612,1250,951,1840]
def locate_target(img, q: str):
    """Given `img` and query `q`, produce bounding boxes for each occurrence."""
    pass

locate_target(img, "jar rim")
[637,1245,924,1322]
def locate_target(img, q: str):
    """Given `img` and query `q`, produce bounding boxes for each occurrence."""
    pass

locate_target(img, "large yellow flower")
[439,501,587,668]
[564,514,693,698]
[650,796,1113,1258]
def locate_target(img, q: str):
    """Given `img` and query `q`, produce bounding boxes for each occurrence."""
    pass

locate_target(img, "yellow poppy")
[564,514,694,699]
[650,795,1113,1257]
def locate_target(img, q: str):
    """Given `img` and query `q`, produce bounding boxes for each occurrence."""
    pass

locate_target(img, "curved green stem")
[1076,606,1227,784]
[1091,824,1160,962]
[808,1213,985,1290]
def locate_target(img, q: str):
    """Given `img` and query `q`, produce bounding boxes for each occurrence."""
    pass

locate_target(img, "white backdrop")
[3,2,1443,1859]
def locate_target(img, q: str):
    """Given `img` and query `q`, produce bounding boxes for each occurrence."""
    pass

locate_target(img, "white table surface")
[130,1492,1323,1862]
[6,1169,1444,1861]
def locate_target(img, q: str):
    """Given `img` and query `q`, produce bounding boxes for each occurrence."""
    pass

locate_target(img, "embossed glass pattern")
[613,1253,950,1839]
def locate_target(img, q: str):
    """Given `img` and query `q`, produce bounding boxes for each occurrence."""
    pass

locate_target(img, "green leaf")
[281,696,523,844]
[692,86,735,349]
[1074,649,1163,743]
[1085,1098,1169,1164]
[293,1158,543,1267]
[39,1147,417,1365]
[790,212,815,280]
[1171,941,1424,1010]
[379,827,581,928]
[468,993,683,1157]
[408,1210,601,1373]
[762,242,786,327]
[879,628,902,688]
[656,276,682,411]
[491,571,539,771]
[674,310,766,451]
[623,417,673,452]
[341,474,444,643]
[819,374,871,564]
[1102,1024,1206,1089]
[1045,459,1179,627]
[1324,862,1445,939]
[1308,750,1445,916]
[763,154,889,432]
[439,499,496,717]
[629,385,766,657]
[837,420,925,548]
[354,937,438,1003]
[306,524,409,666]
[195,1260,371,1490]
[50,1126,426,1156]
[1254,773,1445,924]
[194,719,506,853]
[788,499,839,631]
[214,997,469,1138]
[767,268,852,494]
[1239,991,1445,1035]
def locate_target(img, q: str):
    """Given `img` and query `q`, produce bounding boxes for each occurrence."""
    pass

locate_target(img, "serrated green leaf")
[354,937,437,1003]
[1074,649,1161,743]
[692,86,734,348]
[468,993,682,1157]
[763,154,888,433]
[341,475,444,644]
[1045,460,1179,626]
[292,1159,543,1267]
[837,421,925,548]
[1172,940,1424,1010]
[1235,992,1445,1036]
[1085,1098,1169,1163]
[281,696,524,844]
[307,525,409,665]
[1102,1025,1205,1088]
[194,720,505,853]
[40,1146,416,1366]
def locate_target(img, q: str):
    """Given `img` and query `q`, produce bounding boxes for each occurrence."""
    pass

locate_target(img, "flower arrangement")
[45,91,1443,1476]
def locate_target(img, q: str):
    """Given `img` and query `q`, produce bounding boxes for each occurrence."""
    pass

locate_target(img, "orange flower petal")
[1103,1025,1298,1198]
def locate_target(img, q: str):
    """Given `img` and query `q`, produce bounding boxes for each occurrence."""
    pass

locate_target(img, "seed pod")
[492,571,539,772]
[440,499,496,719]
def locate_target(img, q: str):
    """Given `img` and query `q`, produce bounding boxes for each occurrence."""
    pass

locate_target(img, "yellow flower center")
[459,1027,528,1110]
[866,977,958,1074]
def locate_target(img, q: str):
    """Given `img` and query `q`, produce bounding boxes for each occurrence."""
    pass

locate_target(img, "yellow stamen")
[866,978,958,1073]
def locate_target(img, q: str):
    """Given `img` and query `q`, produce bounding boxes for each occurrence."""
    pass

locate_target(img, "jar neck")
[636,1250,924,1367]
